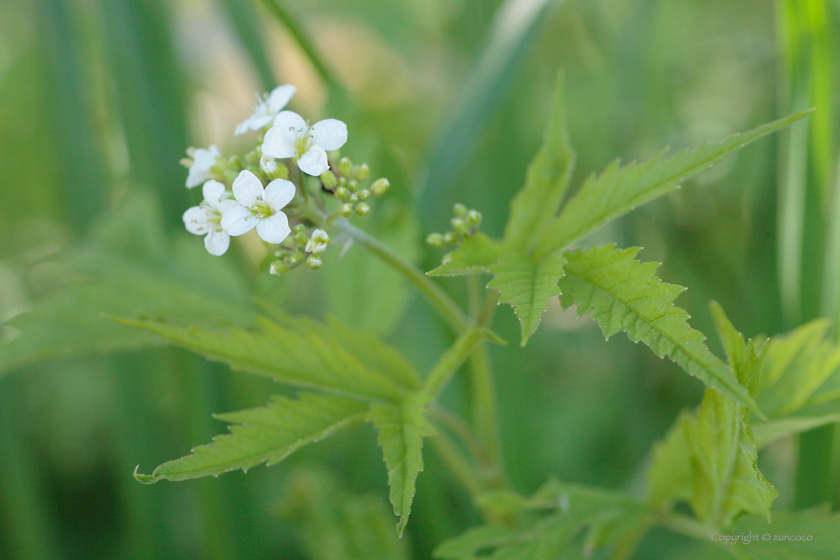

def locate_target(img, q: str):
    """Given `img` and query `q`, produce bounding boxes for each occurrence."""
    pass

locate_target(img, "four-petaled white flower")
[235,85,297,136]
[183,180,231,256]
[305,229,330,254]
[221,170,295,244]
[261,111,347,176]
[186,145,222,188]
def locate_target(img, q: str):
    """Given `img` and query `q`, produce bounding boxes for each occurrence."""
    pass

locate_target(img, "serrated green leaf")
[503,72,576,250]
[710,301,765,395]
[487,251,566,346]
[727,510,840,559]
[134,393,367,483]
[755,319,840,418]
[426,232,503,277]
[646,415,693,506]
[536,111,812,258]
[682,388,777,528]
[559,245,760,415]
[369,391,436,536]
[113,315,412,403]
[436,481,649,560]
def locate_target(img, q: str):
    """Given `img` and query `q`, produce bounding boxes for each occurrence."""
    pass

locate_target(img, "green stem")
[337,220,469,334]
[429,430,484,499]
[656,511,713,542]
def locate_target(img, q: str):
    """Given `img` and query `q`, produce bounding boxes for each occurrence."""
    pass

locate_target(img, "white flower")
[183,180,231,256]
[235,85,297,136]
[186,145,222,188]
[261,111,347,176]
[305,229,330,254]
[220,170,295,244]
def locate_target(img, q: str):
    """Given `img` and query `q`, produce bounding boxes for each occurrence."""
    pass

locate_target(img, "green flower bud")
[335,186,349,200]
[453,203,467,217]
[339,157,353,177]
[339,203,353,218]
[286,251,304,266]
[355,163,370,182]
[426,233,445,247]
[294,231,309,246]
[339,176,347,187]
[347,193,359,205]
[443,231,457,244]
[306,256,322,270]
[452,217,470,235]
[321,169,337,189]
[358,189,370,201]
[228,155,244,170]
[466,209,482,227]
[355,203,370,217]
[269,260,289,275]
[371,178,390,196]
[348,180,359,192]
[293,224,307,235]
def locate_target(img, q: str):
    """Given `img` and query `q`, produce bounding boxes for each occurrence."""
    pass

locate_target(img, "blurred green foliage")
[1,0,839,559]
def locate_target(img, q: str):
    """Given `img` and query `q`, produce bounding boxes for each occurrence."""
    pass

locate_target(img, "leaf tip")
[133,465,157,484]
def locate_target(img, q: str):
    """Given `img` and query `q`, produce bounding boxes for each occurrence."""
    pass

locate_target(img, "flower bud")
[335,186,349,200]
[443,232,457,244]
[355,163,370,182]
[355,203,370,217]
[339,157,353,177]
[339,176,347,187]
[453,203,467,217]
[347,193,359,205]
[294,231,309,246]
[452,218,470,235]
[348,180,359,192]
[426,233,445,247]
[294,224,307,235]
[306,256,322,270]
[358,189,370,201]
[339,203,353,218]
[269,260,289,275]
[228,155,244,171]
[321,169,337,189]
[286,251,304,266]
[466,209,482,227]
[371,178,390,196]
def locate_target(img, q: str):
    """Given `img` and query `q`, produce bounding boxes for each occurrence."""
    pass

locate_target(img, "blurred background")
[0,0,838,558]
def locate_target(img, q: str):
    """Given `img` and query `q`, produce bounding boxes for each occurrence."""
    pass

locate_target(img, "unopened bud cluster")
[270,225,331,275]
[320,157,390,219]
[426,203,483,247]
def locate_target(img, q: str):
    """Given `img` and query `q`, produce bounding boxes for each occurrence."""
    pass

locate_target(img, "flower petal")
[272,110,306,131]
[310,119,347,151]
[202,180,227,207]
[232,170,264,207]
[297,145,329,176]
[220,202,257,236]
[234,120,250,136]
[264,179,296,210]
[261,125,297,159]
[204,229,230,256]
[267,85,296,113]
[183,206,210,235]
[256,212,290,244]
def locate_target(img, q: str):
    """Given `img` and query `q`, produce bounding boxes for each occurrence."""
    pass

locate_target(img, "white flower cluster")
[181,85,347,258]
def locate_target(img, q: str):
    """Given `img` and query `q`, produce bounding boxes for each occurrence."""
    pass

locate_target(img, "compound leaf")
[558,245,760,415]
[134,393,367,483]
[536,111,812,258]
[426,232,503,277]
[369,391,436,536]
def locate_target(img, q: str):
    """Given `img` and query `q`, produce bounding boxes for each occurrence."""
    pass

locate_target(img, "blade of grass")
[419,0,564,222]
[218,0,276,91]
[822,151,840,331]
[258,0,337,88]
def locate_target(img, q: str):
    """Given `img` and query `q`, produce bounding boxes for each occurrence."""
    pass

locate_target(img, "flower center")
[250,198,274,220]
[292,122,314,158]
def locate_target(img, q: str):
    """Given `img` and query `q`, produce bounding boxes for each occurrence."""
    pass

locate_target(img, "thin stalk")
[428,429,485,499]
[467,277,505,484]
[656,511,713,542]
[337,220,469,334]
